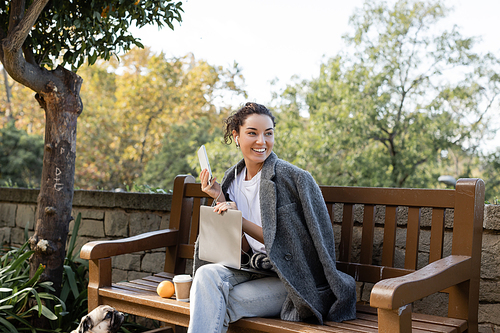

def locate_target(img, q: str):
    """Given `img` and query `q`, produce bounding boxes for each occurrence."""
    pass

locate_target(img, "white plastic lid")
[173,274,192,282]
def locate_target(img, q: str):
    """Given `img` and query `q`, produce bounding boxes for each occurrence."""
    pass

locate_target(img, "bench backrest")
[164,175,485,290]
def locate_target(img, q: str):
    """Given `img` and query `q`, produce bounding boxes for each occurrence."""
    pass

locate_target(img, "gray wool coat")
[194,152,357,324]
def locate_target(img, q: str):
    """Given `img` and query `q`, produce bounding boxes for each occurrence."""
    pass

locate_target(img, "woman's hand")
[200,168,221,200]
[213,201,237,214]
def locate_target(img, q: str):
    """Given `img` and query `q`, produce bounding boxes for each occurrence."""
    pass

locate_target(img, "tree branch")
[2,0,51,93]
[23,45,37,66]
[9,0,26,33]
[0,24,7,65]
[4,0,49,54]
[399,157,428,187]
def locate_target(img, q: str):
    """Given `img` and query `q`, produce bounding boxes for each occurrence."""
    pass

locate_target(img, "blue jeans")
[187,264,287,333]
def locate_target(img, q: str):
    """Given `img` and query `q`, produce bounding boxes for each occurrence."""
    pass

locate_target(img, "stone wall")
[0,187,172,284]
[1,187,499,331]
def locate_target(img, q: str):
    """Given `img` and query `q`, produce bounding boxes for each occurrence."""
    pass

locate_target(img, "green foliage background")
[0,0,183,70]
[1,0,499,201]
[0,121,44,187]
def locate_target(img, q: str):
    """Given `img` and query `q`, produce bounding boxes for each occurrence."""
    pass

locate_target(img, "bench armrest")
[80,229,180,260]
[370,255,471,310]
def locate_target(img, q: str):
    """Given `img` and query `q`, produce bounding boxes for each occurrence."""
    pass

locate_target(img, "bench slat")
[326,319,379,332]
[191,198,202,246]
[234,317,362,333]
[411,314,467,333]
[429,208,446,263]
[355,313,457,333]
[99,287,190,327]
[143,275,169,283]
[154,272,175,279]
[405,207,421,270]
[381,206,398,267]
[356,305,467,332]
[177,244,195,259]
[100,287,190,313]
[360,205,376,265]
[113,282,157,293]
[337,262,413,283]
[327,203,334,229]
[184,183,211,198]
[340,203,354,262]
[320,186,455,208]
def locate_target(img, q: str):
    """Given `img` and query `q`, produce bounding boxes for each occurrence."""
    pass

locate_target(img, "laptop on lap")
[198,206,275,276]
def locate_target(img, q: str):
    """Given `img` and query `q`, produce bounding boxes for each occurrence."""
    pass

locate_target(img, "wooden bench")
[81,175,485,333]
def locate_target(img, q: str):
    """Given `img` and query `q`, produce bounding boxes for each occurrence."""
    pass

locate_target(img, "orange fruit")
[157,280,175,298]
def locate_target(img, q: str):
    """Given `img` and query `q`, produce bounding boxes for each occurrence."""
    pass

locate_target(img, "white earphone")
[235,136,239,146]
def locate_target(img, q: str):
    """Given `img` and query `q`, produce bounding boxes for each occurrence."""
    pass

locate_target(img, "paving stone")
[142,252,166,273]
[0,227,11,244]
[0,203,16,227]
[480,280,500,302]
[480,303,500,326]
[69,219,105,237]
[484,205,500,230]
[104,210,129,237]
[413,293,448,317]
[15,204,36,230]
[112,269,128,283]
[11,227,32,246]
[481,233,500,280]
[113,254,141,271]
[160,214,170,229]
[478,323,500,333]
[129,212,161,237]
[128,271,151,281]
[72,208,104,221]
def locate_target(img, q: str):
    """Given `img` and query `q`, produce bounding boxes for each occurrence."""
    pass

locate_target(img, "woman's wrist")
[213,186,223,202]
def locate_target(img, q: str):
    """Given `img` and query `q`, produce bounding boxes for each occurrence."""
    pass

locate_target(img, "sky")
[131,0,500,107]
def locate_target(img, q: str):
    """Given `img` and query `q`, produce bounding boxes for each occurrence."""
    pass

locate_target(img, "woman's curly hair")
[223,102,276,145]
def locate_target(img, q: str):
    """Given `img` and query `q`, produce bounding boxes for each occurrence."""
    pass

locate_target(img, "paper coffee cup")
[173,274,193,302]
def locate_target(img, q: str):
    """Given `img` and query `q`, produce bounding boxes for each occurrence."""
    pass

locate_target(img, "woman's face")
[233,114,274,167]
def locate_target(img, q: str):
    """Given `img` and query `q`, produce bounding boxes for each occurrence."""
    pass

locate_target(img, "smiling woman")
[226,103,275,179]
[192,102,357,333]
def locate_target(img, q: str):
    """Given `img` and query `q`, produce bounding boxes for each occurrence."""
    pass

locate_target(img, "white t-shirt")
[227,167,266,254]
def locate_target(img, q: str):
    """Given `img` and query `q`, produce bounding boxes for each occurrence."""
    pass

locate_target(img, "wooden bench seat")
[81,175,485,333]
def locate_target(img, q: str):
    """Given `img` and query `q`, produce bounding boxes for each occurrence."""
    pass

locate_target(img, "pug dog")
[71,305,125,333]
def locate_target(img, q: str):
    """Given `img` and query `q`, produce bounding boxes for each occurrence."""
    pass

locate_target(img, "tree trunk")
[2,66,13,120]
[28,66,83,296]
[0,0,82,329]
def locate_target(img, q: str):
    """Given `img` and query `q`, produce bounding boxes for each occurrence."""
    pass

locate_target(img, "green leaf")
[134,40,144,49]
[0,317,18,333]
[0,250,33,275]
[37,281,55,291]
[66,212,81,260]
[19,264,45,289]
[60,281,70,303]
[89,51,98,65]
[63,265,79,299]
[0,288,33,305]
[2,308,34,328]
[28,304,58,321]
[29,289,43,317]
